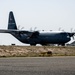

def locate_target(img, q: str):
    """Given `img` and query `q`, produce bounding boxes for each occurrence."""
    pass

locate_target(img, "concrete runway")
[0,57,75,75]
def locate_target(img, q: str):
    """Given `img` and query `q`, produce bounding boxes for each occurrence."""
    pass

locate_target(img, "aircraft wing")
[0,29,30,33]
[0,29,9,33]
[0,29,39,38]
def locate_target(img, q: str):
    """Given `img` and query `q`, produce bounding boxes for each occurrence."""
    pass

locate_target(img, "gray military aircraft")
[0,11,75,46]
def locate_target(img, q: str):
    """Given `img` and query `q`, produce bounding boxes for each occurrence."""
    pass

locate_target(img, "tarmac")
[0,56,75,75]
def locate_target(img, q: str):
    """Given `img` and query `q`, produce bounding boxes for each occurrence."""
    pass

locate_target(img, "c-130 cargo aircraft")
[0,11,75,46]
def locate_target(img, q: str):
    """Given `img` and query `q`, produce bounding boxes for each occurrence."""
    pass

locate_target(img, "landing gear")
[61,43,65,46]
[30,44,36,46]
[58,43,65,46]
[41,43,50,46]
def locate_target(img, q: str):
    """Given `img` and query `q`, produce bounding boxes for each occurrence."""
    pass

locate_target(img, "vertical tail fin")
[8,11,17,30]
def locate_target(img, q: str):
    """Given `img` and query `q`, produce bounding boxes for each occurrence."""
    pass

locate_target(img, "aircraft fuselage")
[11,31,71,45]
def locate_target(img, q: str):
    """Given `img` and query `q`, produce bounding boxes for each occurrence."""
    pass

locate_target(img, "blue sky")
[0,0,75,45]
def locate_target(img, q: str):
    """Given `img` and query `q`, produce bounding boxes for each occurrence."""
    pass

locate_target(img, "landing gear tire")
[30,44,36,46]
[61,43,65,46]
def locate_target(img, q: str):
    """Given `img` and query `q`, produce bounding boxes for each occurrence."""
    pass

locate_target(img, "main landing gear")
[30,44,36,46]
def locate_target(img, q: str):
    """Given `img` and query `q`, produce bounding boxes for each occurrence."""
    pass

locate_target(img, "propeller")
[58,27,61,31]
[58,27,65,32]
[34,27,37,31]
[30,27,32,31]
[17,25,25,37]
[30,27,37,31]
[17,25,25,30]
[27,27,39,39]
